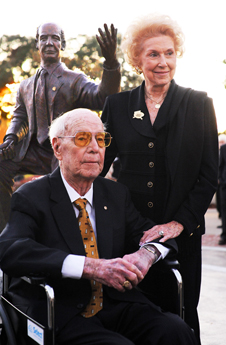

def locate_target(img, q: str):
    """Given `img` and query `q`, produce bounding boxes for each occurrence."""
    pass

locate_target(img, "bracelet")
[103,62,120,71]
[140,244,158,262]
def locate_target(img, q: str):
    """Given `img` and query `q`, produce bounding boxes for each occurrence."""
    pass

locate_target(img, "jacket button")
[148,142,154,148]
[149,162,154,168]
[77,304,84,309]
[147,182,153,188]
[148,202,153,208]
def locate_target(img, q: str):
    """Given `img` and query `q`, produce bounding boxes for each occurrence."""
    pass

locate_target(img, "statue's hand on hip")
[0,138,16,161]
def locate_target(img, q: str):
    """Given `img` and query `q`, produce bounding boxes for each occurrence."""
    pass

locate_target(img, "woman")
[100,14,218,345]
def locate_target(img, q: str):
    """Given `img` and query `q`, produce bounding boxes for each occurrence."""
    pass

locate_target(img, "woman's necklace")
[145,89,167,109]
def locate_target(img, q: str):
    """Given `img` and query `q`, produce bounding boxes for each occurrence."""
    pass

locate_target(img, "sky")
[1,0,226,131]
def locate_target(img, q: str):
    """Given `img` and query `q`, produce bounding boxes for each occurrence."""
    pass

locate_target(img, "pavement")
[199,207,226,345]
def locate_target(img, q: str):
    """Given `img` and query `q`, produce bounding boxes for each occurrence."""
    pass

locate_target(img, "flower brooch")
[133,110,144,120]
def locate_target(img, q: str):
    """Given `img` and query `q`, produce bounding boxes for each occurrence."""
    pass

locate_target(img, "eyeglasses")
[58,131,112,148]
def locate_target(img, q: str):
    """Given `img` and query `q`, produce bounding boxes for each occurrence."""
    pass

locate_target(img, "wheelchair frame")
[0,260,184,345]
[0,274,55,345]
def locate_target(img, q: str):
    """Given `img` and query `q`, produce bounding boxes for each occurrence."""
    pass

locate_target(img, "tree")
[0,35,39,88]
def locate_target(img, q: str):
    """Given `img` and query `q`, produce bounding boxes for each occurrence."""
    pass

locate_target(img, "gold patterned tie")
[74,198,103,317]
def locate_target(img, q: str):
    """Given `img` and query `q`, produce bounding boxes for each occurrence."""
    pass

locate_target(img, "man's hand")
[82,257,144,292]
[123,247,158,278]
[140,221,184,244]
[0,138,16,161]
[96,24,118,69]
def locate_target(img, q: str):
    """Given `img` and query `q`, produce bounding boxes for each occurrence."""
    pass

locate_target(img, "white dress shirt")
[60,171,169,279]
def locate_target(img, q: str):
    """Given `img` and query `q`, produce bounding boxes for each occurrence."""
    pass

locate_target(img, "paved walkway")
[199,207,226,345]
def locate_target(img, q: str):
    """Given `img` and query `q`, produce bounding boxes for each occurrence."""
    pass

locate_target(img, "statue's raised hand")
[96,24,118,69]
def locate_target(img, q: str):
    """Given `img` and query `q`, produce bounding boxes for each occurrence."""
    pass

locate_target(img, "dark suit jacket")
[219,143,226,185]
[0,168,176,329]
[6,63,120,162]
[101,80,218,239]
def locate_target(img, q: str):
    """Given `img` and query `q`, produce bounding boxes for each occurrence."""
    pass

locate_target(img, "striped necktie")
[74,198,103,317]
[35,68,49,144]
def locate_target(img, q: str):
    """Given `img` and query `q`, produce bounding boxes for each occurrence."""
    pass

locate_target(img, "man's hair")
[35,23,66,50]
[49,109,105,146]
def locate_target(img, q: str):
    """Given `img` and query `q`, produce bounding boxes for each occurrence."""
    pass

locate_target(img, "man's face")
[37,23,62,64]
[55,112,106,185]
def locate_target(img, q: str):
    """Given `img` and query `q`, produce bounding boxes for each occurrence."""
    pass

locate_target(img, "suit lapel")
[22,74,37,132]
[166,83,193,183]
[93,178,113,259]
[49,168,86,255]
[48,64,65,122]
[128,82,154,138]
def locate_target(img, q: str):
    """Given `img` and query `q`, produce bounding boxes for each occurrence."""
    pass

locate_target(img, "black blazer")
[101,80,218,238]
[219,143,226,185]
[0,168,176,329]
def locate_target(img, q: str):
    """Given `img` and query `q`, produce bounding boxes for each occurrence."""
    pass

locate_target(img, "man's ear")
[35,39,39,50]
[61,41,66,51]
[52,137,62,160]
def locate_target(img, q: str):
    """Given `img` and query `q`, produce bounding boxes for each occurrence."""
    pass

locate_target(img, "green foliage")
[0,35,39,88]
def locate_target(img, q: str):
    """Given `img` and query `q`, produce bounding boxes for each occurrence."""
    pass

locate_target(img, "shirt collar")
[60,170,93,207]
[40,62,61,76]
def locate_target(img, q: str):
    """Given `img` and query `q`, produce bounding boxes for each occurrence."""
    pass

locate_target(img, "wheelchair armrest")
[162,259,180,270]
[21,276,55,331]
[21,276,47,286]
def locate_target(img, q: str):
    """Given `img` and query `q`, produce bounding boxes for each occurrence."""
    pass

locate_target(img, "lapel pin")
[133,110,144,120]
[52,86,56,91]
[104,206,107,210]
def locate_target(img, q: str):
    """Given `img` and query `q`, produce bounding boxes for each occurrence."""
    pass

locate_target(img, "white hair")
[48,109,105,147]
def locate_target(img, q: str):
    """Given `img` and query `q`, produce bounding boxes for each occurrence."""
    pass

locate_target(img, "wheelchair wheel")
[0,303,17,345]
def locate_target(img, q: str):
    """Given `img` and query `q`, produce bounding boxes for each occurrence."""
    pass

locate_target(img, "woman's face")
[138,35,177,88]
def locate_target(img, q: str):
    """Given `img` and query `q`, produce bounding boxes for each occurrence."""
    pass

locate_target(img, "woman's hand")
[140,221,184,244]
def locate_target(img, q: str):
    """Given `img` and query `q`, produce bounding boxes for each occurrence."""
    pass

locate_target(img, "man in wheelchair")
[0,109,197,345]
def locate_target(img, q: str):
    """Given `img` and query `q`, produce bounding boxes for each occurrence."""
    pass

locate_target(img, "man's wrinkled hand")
[96,23,118,68]
[123,248,156,278]
[0,139,16,161]
[82,257,144,292]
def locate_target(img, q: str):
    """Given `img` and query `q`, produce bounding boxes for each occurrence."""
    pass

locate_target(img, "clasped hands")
[82,247,156,293]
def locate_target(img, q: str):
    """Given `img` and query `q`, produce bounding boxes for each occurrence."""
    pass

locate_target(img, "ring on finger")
[159,230,164,236]
[123,280,130,289]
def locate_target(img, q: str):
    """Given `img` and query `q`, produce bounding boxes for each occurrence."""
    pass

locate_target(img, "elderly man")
[0,22,120,231]
[0,109,197,345]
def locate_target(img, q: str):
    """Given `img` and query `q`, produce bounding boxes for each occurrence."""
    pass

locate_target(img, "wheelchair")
[0,259,184,345]
[0,273,55,345]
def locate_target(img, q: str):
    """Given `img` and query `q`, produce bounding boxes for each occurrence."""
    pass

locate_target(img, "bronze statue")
[0,22,121,231]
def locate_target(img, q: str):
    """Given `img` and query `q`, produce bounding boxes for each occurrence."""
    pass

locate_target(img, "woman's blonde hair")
[121,13,185,73]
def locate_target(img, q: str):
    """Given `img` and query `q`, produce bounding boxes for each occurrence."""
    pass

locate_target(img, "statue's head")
[35,23,66,64]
